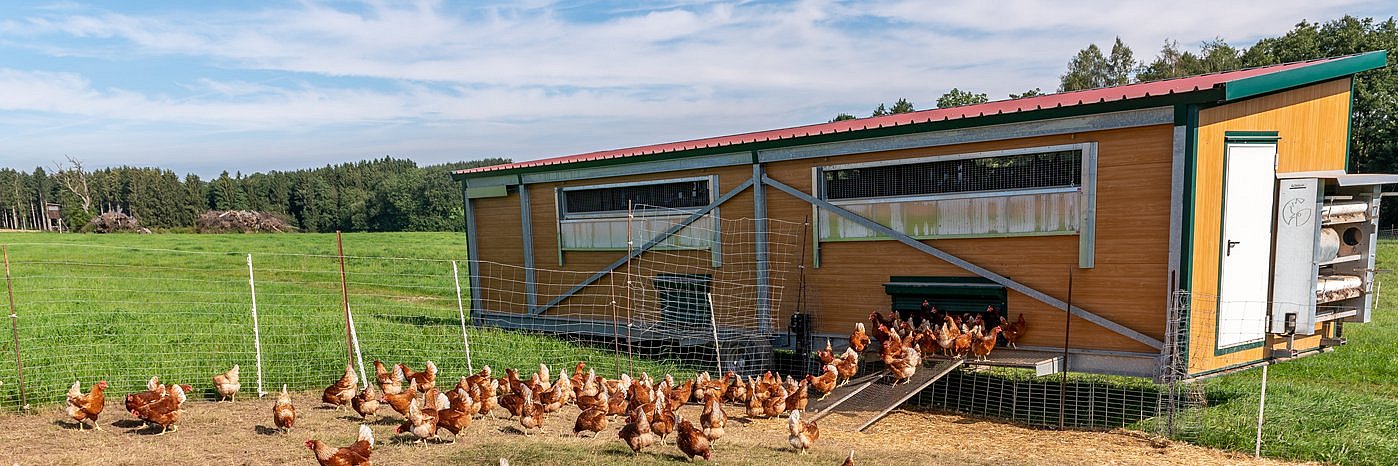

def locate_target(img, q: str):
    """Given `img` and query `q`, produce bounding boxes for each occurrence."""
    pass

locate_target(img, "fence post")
[707,292,722,374]
[452,260,474,373]
[4,245,30,413]
[335,232,368,387]
[1255,362,1269,458]
[247,254,266,397]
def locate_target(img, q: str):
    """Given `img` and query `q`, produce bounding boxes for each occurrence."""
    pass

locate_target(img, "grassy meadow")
[0,231,678,410]
[0,231,1394,464]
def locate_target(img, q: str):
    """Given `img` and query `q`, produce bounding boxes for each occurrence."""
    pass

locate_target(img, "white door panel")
[1217,143,1276,350]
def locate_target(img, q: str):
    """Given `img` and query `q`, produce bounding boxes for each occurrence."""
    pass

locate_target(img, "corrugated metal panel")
[819,191,1080,241]
[458,56,1359,177]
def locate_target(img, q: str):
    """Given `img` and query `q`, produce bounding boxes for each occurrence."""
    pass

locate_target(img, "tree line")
[0,157,508,233]
[835,15,1397,181]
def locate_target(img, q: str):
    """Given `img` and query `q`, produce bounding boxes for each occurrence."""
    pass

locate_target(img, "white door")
[1217,143,1277,350]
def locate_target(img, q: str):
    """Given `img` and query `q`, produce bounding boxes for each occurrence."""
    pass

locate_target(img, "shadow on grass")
[254,425,284,436]
[374,314,459,327]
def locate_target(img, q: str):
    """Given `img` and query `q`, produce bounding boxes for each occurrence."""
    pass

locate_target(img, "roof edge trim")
[1224,50,1387,101]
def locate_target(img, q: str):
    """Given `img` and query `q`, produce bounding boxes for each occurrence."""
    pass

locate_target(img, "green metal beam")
[1224,50,1387,101]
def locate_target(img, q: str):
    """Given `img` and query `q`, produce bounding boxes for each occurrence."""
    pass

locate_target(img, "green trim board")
[1222,131,1280,141]
[1223,50,1387,101]
[1179,104,1198,371]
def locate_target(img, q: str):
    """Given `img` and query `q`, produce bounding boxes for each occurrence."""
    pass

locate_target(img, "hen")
[397,393,443,443]
[807,364,839,401]
[212,364,240,403]
[65,380,107,431]
[132,383,186,435]
[816,339,836,365]
[518,386,545,436]
[649,403,676,445]
[699,393,726,443]
[675,418,711,461]
[573,407,609,437]
[307,424,374,466]
[273,384,297,433]
[383,379,420,417]
[351,384,380,419]
[784,377,810,414]
[787,409,819,454]
[972,326,1004,361]
[399,361,438,392]
[833,348,859,386]
[849,322,871,353]
[373,360,404,395]
[437,388,474,443]
[322,364,358,409]
[1001,313,1027,349]
[887,346,922,385]
[617,407,657,454]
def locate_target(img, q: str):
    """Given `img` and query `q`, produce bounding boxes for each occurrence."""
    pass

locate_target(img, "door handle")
[1227,240,1241,256]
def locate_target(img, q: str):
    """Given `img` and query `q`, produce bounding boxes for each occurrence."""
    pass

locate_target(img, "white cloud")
[0,0,1390,175]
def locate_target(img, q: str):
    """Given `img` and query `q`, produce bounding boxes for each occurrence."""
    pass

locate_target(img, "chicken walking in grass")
[351,384,380,420]
[65,380,107,431]
[132,383,186,435]
[618,407,658,455]
[676,418,712,461]
[212,364,240,403]
[273,384,296,433]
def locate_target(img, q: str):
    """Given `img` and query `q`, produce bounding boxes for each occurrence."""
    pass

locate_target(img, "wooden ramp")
[807,358,965,432]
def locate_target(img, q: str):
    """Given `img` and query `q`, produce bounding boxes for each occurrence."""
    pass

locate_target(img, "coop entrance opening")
[883,276,1008,326]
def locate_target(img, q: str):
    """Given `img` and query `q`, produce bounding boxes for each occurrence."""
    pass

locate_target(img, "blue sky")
[0,0,1391,178]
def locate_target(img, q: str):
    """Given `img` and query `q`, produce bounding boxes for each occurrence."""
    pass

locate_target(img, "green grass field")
[0,231,680,410]
[1185,241,1398,465]
[0,232,1394,464]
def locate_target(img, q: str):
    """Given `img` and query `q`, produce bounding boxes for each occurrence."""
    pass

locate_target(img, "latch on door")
[1227,240,1241,256]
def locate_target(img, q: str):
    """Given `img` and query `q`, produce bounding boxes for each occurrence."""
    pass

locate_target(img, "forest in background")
[3,15,1394,233]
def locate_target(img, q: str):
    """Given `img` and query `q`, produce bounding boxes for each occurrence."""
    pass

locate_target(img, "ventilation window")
[562,179,710,217]
[823,150,1082,200]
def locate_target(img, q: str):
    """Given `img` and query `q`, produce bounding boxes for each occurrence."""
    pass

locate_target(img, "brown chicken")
[212,364,240,403]
[649,404,676,445]
[952,331,972,357]
[784,377,810,414]
[807,364,839,401]
[745,377,765,418]
[972,326,1005,361]
[132,383,186,435]
[667,379,694,412]
[65,379,107,431]
[606,382,630,417]
[787,409,819,454]
[499,381,527,419]
[307,424,374,466]
[724,373,748,404]
[618,407,657,454]
[125,376,161,413]
[437,388,474,443]
[699,393,726,443]
[833,348,859,386]
[576,381,609,412]
[322,364,358,409]
[518,387,545,436]
[383,379,420,417]
[849,322,871,353]
[573,407,608,437]
[937,316,960,357]
[273,384,297,433]
[374,360,403,395]
[397,394,442,443]
[478,378,500,418]
[816,339,836,365]
[351,384,380,419]
[1001,313,1026,349]
[568,361,588,396]
[887,346,922,385]
[676,418,712,461]
[399,361,438,392]
[762,385,788,418]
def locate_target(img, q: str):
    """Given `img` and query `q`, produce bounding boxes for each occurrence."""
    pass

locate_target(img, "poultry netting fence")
[0,211,804,411]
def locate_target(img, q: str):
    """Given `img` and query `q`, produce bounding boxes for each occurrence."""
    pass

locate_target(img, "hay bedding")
[0,391,1309,465]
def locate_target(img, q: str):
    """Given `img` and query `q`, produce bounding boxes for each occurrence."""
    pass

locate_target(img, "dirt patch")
[0,391,1309,465]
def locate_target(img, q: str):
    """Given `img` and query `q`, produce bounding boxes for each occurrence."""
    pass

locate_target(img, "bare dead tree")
[53,155,93,214]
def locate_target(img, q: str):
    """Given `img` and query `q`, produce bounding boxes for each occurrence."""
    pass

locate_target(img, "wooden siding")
[766,126,1174,353]
[471,125,1177,354]
[1187,78,1352,375]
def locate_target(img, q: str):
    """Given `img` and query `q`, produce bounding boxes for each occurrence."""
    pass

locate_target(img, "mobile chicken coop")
[451,51,1392,382]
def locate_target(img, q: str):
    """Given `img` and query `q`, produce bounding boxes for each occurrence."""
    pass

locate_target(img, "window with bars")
[562,179,711,217]
[823,149,1082,200]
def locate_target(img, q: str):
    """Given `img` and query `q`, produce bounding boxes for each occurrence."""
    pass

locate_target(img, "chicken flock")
[59,304,1027,465]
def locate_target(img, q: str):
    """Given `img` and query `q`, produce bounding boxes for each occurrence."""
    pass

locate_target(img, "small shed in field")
[452,51,1392,380]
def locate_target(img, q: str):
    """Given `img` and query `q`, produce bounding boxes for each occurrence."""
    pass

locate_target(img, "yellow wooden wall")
[1187,78,1352,375]
[471,123,1179,355]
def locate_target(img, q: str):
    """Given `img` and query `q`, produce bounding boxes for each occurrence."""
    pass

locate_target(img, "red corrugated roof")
[458,57,1342,175]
